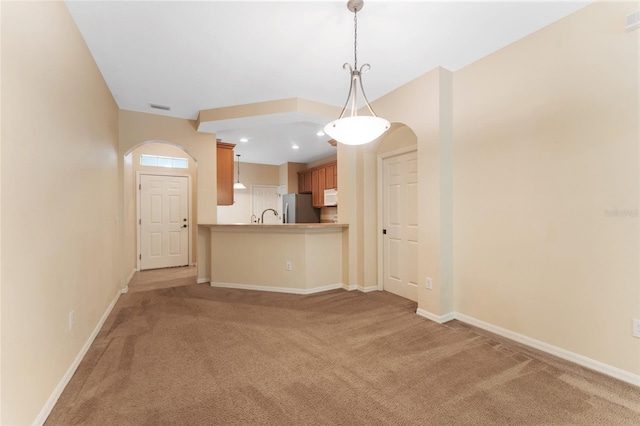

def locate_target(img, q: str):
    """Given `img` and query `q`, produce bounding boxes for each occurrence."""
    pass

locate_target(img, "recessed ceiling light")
[316,131,325,136]
[292,144,300,150]
[239,138,248,143]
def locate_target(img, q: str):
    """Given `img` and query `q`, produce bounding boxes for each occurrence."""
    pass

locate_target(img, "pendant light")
[323,0,390,146]
[233,154,246,189]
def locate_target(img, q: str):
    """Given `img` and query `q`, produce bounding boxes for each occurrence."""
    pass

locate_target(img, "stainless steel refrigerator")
[282,193,320,223]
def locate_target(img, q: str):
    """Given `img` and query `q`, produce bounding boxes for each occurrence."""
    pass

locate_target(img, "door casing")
[377,146,419,300]
[136,171,192,270]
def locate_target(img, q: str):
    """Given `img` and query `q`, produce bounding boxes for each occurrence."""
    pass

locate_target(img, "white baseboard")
[343,284,357,291]
[454,312,640,387]
[210,281,345,295]
[34,289,122,425]
[125,268,137,286]
[416,308,455,324]
[197,278,210,284]
[121,286,129,294]
[358,285,379,293]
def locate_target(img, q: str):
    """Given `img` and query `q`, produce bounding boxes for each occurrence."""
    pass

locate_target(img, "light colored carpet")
[127,266,197,293]
[46,285,640,425]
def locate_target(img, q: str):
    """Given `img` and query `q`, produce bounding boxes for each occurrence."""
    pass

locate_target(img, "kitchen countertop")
[200,223,348,229]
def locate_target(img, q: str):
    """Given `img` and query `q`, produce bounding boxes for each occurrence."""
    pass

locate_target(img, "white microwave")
[324,188,338,206]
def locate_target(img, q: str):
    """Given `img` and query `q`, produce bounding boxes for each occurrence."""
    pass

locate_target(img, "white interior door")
[139,174,189,270]
[252,185,280,224]
[382,150,418,301]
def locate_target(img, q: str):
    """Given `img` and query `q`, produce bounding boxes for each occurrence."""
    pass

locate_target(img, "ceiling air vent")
[149,103,171,111]
[626,10,640,32]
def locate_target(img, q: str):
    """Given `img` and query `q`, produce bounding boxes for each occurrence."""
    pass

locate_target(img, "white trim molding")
[377,146,419,295]
[358,285,380,293]
[125,268,137,285]
[416,308,455,324]
[454,313,640,387]
[137,171,193,270]
[210,281,345,295]
[34,290,122,425]
[197,278,210,285]
[416,309,640,388]
[343,284,358,291]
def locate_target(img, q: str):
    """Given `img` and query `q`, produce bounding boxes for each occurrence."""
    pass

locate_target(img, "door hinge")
[139,254,141,260]
[139,219,141,225]
[139,184,141,190]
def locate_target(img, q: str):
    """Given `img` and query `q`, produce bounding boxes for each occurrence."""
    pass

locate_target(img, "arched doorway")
[123,141,198,292]
[375,124,419,301]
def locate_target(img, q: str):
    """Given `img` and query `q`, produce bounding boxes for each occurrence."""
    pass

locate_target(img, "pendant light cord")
[322,0,390,145]
[353,6,358,70]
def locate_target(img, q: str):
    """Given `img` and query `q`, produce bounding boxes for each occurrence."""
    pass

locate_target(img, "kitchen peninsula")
[202,223,348,294]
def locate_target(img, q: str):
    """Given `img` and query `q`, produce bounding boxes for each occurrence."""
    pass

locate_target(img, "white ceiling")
[66,0,591,165]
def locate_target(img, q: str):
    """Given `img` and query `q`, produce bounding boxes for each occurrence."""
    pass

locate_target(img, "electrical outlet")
[285,261,292,271]
[68,311,75,331]
[633,319,640,338]
[425,277,433,290]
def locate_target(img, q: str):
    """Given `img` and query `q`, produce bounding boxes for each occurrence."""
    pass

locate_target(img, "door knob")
[181,224,188,228]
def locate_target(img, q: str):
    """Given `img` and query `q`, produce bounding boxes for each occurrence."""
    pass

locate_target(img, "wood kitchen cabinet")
[298,170,312,193]
[216,142,236,206]
[298,173,306,193]
[304,171,312,192]
[298,160,338,207]
[312,168,326,207]
[325,162,337,189]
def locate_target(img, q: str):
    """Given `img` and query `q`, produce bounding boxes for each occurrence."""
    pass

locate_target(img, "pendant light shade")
[323,0,390,146]
[324,116,390,146]
[233,154,246,190]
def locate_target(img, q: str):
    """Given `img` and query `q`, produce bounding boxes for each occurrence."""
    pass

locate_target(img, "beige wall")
[210,227,344,291]
[279,163,289,192]
[280,162,307,194]
[344,0,639,378]
[368,125,419,289]
[453,1,639,375]
[123,153,135,279]
[352,125,412,290]
[124,143,198,278]
[119,111,216,223]
[347,67,453,298]
[197,226,211,283]
[1,3,637,424]
[277,159,337,197]
[1,2,120,424]
[0,1,3,417]
[118,111,216,282]
[217,162,281,223]
[307,154,338,169]
[375,125,419,155]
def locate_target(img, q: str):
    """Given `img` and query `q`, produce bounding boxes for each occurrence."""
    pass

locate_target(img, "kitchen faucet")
[260,208,279,224]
